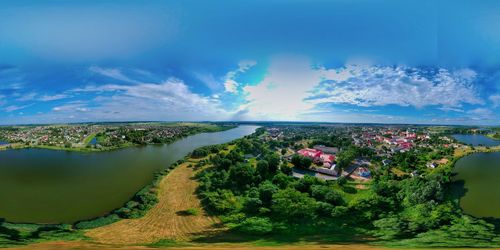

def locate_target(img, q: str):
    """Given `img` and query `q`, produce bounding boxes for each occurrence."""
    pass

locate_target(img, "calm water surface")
[0,126,258,223]
[453,152,500,218]
[452,134,500,147]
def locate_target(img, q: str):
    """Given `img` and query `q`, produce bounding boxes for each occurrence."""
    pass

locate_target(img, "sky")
[0,0,499,125]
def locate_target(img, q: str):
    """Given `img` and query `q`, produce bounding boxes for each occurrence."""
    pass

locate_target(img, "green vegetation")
[487,132,500,140]
[178,208,200,216]
[195,129,500,247]
[0,220,86,248]
[1,124,499,248]
[148,239,188,248]
[0,123,236,152]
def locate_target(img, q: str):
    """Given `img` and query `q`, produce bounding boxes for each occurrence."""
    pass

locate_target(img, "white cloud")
[312,65,483,108]
[69,78,229,121]
[438,107,464,113]
[4,104,31,112]
[39,94,70,101]
[223,60,257,93]
[224,79,239,93]
[490,94,500,108]
[239,55,320,120]
[234,57,487,122]
[468,108,493,118]
[89,66,139,83]
[52,102,86,112]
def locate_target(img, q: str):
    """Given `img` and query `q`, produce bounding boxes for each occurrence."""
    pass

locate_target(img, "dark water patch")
[0,126,258,223]
[452,152,500,219]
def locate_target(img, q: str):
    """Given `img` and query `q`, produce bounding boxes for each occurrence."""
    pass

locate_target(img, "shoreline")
[0,125,237,153]
[486,133,500,141]
[0,126,246,226]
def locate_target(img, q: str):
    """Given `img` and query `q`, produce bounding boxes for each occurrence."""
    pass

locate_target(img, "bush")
[235,217,273,235]
[178,208,200,216]
[74,214,121,229]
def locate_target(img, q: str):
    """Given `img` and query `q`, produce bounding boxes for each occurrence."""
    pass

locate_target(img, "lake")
[453,152,500,219]
[0,140,9,145]
[452,134,500,147]
[0,125,258,224]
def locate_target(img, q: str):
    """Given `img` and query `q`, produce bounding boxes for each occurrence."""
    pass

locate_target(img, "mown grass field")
[85,159,221,245]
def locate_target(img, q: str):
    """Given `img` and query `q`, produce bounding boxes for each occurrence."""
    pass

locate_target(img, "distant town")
[0,122,236,151]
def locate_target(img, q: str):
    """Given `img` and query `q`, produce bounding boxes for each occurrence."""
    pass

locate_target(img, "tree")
[301,157,312,169]
[291,154,303,168]
[258,181,278,207]
[336,146,357,170]
[280,163,293,175]
[256,160,270,180]
[265,153,280,176]
[229,163,255,190]
[271,188,317,222]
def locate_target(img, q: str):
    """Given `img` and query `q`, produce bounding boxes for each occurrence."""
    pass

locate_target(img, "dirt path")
[86,162,221,245]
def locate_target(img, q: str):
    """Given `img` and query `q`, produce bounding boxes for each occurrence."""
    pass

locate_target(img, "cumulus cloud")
[223,60,257,93]
[311,65,483,108]
[71,78,228,121]
[235,57,486,122]
[239,55,320,120]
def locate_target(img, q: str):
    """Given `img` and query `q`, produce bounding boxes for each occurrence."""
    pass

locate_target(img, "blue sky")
[0,0,499,125]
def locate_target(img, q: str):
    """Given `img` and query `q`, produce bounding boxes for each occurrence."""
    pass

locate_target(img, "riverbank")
[487,133,500,141]
[454,145,500,158]
[0,124,237,153]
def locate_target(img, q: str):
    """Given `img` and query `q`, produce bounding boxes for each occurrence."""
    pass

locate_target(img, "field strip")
[86,162,221,245]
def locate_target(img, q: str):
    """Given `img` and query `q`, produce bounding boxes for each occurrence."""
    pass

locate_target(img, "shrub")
[235,217,273,235]
[74,214,121,229]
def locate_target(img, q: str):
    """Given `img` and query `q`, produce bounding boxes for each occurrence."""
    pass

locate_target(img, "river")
[452,151,500,219]
[0,125,258,224]
[452,134,500,147]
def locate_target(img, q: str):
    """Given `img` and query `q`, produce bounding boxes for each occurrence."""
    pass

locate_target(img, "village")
[0,123,227,150]
[262,125,467,182]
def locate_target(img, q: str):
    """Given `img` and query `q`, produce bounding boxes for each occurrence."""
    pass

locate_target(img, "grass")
[85,159,222,245]
[486,133,500,141]
[83,132,98,144]
[147,239,190,248]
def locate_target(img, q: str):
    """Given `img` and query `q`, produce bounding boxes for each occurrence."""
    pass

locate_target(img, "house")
[319,153,335,167]
[297,148,322,158]
[298,148,336,167]
[313,145,339,154]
